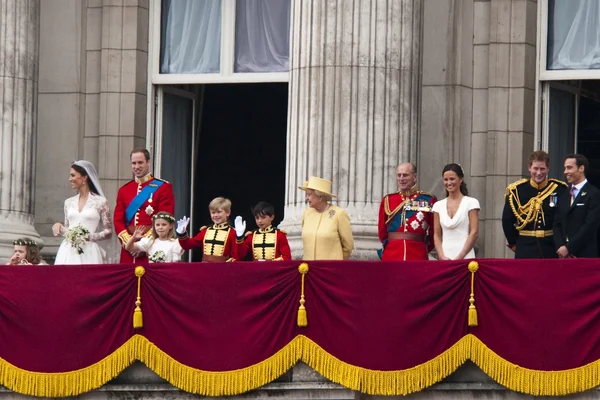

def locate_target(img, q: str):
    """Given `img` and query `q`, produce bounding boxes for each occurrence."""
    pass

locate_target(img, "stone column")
[281,0,423,259]
[0,0,41,260]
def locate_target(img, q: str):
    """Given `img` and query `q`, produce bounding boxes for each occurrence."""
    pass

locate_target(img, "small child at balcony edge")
[234,201,291,261]
[126,212,184,263]
[176,197,238,262]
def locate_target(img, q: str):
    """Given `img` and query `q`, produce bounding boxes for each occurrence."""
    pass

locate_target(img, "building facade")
[1,0,599,262]
[2,0,600,398]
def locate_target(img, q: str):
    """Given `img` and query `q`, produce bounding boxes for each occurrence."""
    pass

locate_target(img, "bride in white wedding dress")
[52,161,112,264]
[432,163,480,260]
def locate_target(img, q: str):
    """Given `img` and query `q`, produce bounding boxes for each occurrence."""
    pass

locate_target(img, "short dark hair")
[252,201,275,218]
[130,148,150,161]
[529,151,550,167]
[566,153,589,175]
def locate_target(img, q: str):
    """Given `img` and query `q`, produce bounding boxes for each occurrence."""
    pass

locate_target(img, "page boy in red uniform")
[234,201,291,261]
[176,197,238,262]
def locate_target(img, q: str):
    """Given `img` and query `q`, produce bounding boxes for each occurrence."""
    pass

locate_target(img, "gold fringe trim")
[5,333,600,397]
[0,335,140,397]
[300,335,470,395]
[469,334,600,396]
[136,334,302,396]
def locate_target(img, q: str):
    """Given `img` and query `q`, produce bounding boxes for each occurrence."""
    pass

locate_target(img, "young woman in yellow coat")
[299,177,354,260]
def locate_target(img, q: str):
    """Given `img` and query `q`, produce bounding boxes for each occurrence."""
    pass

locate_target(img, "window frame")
[538,0,600,81]
[149,0,290,84]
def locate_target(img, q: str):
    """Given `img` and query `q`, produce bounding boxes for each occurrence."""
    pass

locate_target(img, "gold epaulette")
[199,226,208,232]
[154,177,170,184]
[279,229,288,235]
[549,178,568,187]
[244,231,252,238]
[505,178,528,197]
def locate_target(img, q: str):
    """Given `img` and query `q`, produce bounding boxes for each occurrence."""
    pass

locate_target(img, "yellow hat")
[298,176,336,198]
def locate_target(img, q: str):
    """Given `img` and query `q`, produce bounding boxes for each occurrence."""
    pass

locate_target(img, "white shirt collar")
[574,179,587,190]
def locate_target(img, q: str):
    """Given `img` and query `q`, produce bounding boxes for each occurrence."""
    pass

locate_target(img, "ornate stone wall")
[281,0,423,260]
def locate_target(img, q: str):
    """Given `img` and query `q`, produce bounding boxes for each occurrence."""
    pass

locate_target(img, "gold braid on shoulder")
[507,182,558,230]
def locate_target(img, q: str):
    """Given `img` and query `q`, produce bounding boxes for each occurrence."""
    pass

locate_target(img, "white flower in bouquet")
[64,225,90,255]
[149,250,167,263]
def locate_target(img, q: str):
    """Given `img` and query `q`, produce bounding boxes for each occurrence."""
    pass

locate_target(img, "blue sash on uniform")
[125,181,165,225]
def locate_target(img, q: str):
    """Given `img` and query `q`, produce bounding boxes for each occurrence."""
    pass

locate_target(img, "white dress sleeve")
[467,197,481,211]
[88,196,113,242]
[431,200,441,214]
[137,237,152,253]
[171,240,184,262]
[61,198,71,235]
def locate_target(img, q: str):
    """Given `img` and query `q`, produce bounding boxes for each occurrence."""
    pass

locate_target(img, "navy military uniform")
[502,178,567,258]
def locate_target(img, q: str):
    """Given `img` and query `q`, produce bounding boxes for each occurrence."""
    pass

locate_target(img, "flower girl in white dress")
[52,161,112,264]
[432,163,480,260]
[125,212,184,262]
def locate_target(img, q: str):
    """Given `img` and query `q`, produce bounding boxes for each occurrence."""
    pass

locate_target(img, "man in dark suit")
[554,154,600,258]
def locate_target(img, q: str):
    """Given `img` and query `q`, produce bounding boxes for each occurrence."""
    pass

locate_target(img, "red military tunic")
[114,174,175,263]
[237,226,292,261]
[378,189,437,261]
[178,223,239,262]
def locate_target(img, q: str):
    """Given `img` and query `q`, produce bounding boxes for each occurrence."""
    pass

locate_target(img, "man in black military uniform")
[502,151,567,258]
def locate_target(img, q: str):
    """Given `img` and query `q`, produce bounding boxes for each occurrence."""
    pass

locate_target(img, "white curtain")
[235,0,290,72]
[161,92,193,219]
[161,0,221,74]
[548,0,600,70]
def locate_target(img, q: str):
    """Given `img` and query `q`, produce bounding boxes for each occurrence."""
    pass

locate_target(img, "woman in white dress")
[52,161,112,264]
[432,163,480,260]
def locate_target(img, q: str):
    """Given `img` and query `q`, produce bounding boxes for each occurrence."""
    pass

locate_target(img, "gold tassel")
[467,261,479,327]
[133,266,145,329]
[297,263,309,327]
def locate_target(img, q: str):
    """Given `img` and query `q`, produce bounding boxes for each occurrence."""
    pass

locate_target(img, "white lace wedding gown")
[54,193,112,265]
[432,196,480,260]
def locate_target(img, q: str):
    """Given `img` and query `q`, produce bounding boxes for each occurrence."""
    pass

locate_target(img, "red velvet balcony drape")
[0,259,599,397]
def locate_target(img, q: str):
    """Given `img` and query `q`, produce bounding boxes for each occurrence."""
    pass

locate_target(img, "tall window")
[156,0,290,82]
[547,0,600,70]
[537,0,600,161]
[161,0,222,74]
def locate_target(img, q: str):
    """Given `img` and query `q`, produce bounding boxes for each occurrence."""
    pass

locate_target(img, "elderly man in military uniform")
[378,163,437,261]
[502,150,567,258]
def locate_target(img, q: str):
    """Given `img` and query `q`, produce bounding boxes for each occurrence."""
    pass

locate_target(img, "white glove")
[176,216,190,235]
[234,216,246,237]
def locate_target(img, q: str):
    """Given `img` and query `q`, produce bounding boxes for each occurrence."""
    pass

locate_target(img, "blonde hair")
[209,197,232,212]
[149,212,177,247]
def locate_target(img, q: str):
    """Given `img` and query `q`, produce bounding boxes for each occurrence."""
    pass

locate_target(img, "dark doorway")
[577,93,600,187]
[192,83,288,260]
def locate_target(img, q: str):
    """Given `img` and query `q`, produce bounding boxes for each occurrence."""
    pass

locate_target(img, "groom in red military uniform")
[378,163,437,261]
[114,148,175,263]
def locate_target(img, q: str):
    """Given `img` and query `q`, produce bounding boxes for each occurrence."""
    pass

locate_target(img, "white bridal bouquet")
[149,250,167,263]
[64,225,90,255]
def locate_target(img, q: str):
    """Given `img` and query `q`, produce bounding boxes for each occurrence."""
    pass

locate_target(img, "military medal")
[549,193,557,208]
[145,205,154,216]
